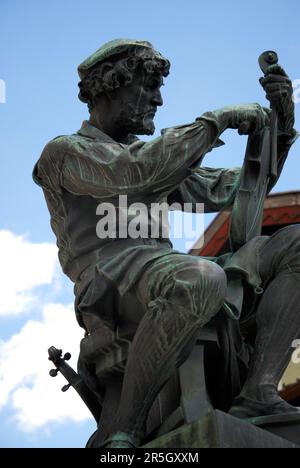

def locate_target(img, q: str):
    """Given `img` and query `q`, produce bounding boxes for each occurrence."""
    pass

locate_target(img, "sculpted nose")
[152,89,163,107]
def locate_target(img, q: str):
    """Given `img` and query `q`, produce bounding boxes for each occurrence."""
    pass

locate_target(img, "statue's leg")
[97,254,227,447]
[230,225,300,419]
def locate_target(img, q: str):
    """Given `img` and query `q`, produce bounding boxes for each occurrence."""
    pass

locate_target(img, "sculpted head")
[78,39,170,140]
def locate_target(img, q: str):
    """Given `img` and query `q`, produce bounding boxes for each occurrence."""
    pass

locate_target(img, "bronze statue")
[34,39,300,448]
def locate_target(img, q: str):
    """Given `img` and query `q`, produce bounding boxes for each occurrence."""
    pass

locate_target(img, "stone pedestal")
[143,410,300,448]
[249,413,300,446]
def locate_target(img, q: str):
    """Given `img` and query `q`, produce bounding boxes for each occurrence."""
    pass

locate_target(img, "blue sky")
[1,0,300,448]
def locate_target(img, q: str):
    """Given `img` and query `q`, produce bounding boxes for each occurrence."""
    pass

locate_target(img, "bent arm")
[167,128,298,213]
[167,166,241,213]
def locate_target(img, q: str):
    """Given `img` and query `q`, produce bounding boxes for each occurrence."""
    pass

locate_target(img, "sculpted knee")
[287,224,300,247]
[197,259,227,291]
[278,224,300,240]
[167,260,227,322]
[272,224,300,266]
[194,260,227,318]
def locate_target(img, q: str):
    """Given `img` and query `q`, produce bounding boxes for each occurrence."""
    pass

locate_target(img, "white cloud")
[0,303,93,431]
[0,230,58,315]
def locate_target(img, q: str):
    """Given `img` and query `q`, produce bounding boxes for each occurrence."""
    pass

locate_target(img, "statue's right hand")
[226,103,270,134]
[202,103,270,136]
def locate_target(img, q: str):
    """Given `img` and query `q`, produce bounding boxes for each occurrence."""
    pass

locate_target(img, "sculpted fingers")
[237,104,269,134]
[261,77,292,92]
[264,84,292,103]
[260,74,291,85]
[265,64,289,78]
[251,104,269,132]
[238,121,251,135]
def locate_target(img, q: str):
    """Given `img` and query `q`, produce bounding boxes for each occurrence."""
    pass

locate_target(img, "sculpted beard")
[114,103,156,136]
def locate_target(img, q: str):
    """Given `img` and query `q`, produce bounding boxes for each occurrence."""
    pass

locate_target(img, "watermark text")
[292,339,300,364]
[0,79,6,104]
[293,79,300,104]
[95,196,205,250]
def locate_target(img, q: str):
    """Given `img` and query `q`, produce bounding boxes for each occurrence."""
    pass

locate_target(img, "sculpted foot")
[229,394,300,420]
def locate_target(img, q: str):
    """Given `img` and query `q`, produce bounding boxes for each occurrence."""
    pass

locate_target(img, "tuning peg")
[61,384,71,392]
[63,352,71,361]
[49,369,58,377]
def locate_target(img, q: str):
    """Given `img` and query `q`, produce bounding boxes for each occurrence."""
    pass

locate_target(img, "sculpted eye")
[144,84,156,92]
[145,81,164,91]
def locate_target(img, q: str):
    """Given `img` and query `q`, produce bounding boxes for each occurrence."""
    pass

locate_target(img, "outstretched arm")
[34,104,270,200]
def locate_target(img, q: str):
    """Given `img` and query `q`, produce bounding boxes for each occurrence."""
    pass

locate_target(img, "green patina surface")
[143,411,300,448]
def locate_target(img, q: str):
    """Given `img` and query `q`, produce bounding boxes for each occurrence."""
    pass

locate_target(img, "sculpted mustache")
[128,109,156,117]
[113,108,157,126]
[125,106,157,118]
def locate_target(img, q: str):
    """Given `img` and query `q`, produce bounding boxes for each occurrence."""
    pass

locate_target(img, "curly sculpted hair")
[78,46,170,111]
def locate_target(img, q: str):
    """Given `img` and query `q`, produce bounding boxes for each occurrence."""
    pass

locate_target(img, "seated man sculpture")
[33,39,300,448]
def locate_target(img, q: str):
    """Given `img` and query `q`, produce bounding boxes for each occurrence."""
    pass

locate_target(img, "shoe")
[229,395,300,420]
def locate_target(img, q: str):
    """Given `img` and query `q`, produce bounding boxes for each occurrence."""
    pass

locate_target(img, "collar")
[77,120,117,144]
[76,120,139,146]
